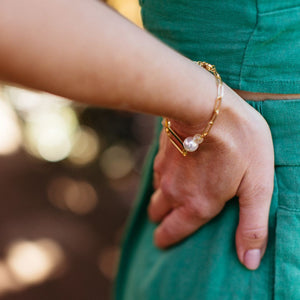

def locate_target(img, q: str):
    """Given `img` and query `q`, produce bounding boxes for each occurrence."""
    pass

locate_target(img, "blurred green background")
[0,1,154,299]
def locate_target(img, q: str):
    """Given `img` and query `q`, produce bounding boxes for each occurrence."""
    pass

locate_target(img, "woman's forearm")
[0,0,277,272]
[0,0,217,124]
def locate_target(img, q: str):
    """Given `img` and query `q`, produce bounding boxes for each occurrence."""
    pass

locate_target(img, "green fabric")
[115,99,300,300]
[115,2,300,298]
[140,0,300,93]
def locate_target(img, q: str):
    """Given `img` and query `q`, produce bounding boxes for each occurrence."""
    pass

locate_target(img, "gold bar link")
[168,126,185,146]
[168,136,187,156]
[214,97,222,111]
[163,118,187,156]
[162,61,223,156]
[210,112,218,123]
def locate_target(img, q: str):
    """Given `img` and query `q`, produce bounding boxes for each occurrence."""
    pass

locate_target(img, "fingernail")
[243,249,261,270]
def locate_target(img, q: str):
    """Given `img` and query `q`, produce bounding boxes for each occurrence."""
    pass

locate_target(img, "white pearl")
[193,134,204,145]
[183,136,199,152]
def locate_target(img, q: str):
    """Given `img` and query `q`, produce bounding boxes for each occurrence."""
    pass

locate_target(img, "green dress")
[116,1,300,299]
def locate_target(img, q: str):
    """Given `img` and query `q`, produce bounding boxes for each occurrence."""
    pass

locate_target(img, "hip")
[116,98,300,299]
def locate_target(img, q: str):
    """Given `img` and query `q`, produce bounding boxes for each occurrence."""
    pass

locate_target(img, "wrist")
[164,61,224,144]
[161,63,266,157]
[166,84,252,151]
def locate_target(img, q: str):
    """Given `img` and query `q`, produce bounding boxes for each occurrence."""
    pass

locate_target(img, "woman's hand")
[0,0,274,271]
[148,86,275,270]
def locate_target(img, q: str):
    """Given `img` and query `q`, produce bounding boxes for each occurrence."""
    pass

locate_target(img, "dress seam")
[258,4,300,15]
[272,209,277,300]
[270,173,279,300]
[278,205,300,213]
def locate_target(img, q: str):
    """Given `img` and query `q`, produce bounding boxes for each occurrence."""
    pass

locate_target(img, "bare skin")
[0,0,296,270]
[149,85,275,270]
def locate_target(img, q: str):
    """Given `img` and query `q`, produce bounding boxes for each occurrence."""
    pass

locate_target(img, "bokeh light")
[0,1,154,299]
[99,145,135,180]
[68,126,100,166]
[0,262,22,296]
[3,86,79,162]
[24,106,78,162]
[0,238,67,297]
[98,246,120,281]
[0,95,22,155]
[47,177,98,215]
[6,239,66,286]
[5,87,71,119]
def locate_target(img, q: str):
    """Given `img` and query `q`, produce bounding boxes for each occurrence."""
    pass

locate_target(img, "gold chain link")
[163,61,224,156]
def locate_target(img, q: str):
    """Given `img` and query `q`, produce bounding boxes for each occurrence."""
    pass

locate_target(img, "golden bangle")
[162,61,224,157]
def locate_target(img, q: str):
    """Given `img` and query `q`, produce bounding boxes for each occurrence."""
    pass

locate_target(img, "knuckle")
[148,192,158,210]
[241,182,273,206]
[184,201,213,221]
[154,225,175,248]
[241,227,268,242]
[153,155,163,173]
[153,172,160,190]
[196,207,214,221]
[254,182,272,197]
[160,176,176,199]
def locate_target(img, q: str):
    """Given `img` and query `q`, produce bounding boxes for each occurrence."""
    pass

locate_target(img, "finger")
[236,165,274,270]
[154,206,207,248]
[148,189,172,223]
[152,171,161,190]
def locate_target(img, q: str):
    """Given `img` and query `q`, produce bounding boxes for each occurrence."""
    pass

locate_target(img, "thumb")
[235,166,274,270]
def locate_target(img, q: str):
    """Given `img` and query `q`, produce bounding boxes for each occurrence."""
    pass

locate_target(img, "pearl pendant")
[193,134,204,144]
[183,136,199,152]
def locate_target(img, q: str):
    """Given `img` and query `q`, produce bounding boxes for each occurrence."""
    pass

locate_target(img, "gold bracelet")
[162,61,224,156]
